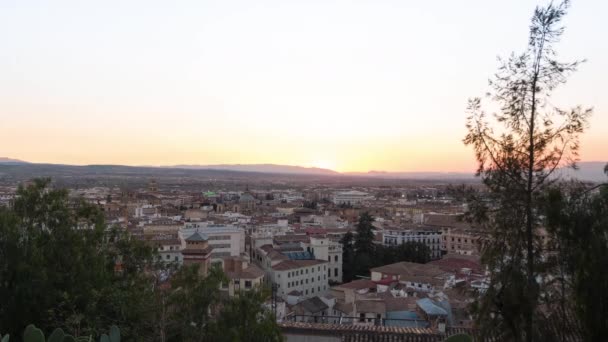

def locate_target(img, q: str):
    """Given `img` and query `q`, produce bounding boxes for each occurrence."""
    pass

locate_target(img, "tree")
[340,231,356,283]
[0,179,159,341]
[353,212,376,278]
[166,264,225,342]
[463,1,591,340]
[354,212,375,255]
[210,288,282,342]
[543,174,608,341]
[375,242,431,268]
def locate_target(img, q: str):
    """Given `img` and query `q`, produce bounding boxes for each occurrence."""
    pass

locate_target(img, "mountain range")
[1,158,606,182]
[0,157,28,164]
[170,164,339,176]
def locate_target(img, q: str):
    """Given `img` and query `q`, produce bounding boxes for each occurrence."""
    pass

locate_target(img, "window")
[335,268,338,277]
[245,281,252,289]
[318,266,321,272]
[318,276,320,281]
[359,313,365,322]
[334,255,338,262]
[306,290,308,295]
[306,269,309,274]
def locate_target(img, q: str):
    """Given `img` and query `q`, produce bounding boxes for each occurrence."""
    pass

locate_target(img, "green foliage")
[23,325,44,342]
[166,264,226,341]
[543,182,608,341]
[463,1,590,340]
[340,231,356,282]
[48,329,65,342]
[341,213,431,282]
[0,180,158,340]
[210,288,283,342]
[1,180,282,341]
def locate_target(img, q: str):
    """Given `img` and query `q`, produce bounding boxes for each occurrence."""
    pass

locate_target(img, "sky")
[0,0,606,173]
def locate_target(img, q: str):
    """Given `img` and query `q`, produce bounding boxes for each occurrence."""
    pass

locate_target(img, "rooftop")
[272,259,327,271]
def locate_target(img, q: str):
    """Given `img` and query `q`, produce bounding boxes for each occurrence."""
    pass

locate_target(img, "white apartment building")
[181,223,244,260]
[155,238,183,264]
[382,226,442,259]
[270,259,329,299]
[308,236,342,283]
[332,191,371,205]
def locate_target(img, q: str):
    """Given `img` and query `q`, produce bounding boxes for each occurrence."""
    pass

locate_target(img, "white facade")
[270,260,329,299]
[181,223,244,260]
[383,228,442,259]
[157,242,183,264]
[308,236,343,283]
[332,191,371,205]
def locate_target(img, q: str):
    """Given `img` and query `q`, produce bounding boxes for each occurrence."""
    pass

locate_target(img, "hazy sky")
[1,0,606,172]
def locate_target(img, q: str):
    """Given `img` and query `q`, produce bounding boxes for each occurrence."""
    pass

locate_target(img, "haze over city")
[1,0,606,172]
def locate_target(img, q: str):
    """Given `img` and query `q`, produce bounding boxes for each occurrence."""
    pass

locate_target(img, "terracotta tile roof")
[334,279,377,290]
[225,263,265,280]
[355,300,386,314]
[371,261,446,279]
[278,321,439,336]
[427,254,482,274]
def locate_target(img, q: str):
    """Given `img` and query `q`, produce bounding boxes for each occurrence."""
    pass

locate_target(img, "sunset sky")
[1,0,606,172]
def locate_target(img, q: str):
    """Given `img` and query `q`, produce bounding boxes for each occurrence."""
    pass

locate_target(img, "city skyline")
[1,0,607,172]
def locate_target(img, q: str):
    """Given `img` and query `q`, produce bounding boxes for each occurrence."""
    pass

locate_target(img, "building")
[181,231,213,276]
[332,191,371,205]
[182,223,244,260]
[382,226,442,259]
[308,236,343,283]
[440,228,480,256]
[153,237,183,264]
[271,259,329,299]
[221,256,265,297]
[370,261,448,293]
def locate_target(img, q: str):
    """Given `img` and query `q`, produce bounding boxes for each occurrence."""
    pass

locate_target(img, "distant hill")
[555,161,608,182]
[345,161,607,182]
[0,157,28,165]
[170,164,339,176]
[345,170,475,180]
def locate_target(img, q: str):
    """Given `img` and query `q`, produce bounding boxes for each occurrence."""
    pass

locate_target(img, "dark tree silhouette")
[463,1,591,340]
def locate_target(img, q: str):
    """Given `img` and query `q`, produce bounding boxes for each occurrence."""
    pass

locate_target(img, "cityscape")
[1,1,607,342]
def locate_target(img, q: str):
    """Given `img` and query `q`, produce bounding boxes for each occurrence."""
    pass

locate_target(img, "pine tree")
[463,1,591,340]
